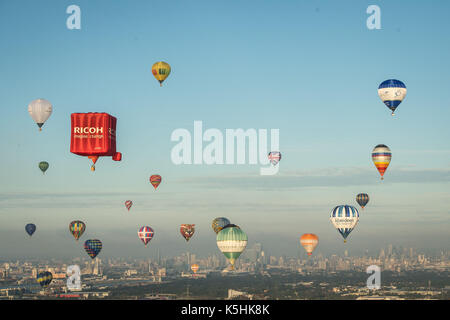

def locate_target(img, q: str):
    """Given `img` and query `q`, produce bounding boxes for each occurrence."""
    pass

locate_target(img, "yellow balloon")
[152,61,171,86]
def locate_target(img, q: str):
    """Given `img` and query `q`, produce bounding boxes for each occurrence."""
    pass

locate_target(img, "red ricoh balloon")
[70,113,122,171]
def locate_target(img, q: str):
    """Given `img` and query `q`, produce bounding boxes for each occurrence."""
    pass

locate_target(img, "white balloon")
[28,98,52,130]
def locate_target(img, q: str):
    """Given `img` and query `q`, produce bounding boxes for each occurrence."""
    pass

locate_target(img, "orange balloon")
[300,233,319,256]
[191,264,199,274]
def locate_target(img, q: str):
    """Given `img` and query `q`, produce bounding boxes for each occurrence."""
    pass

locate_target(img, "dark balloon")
[25,223,36,236]
[356,193,370,209]
[36,271,53,288]
[84,239,102,259]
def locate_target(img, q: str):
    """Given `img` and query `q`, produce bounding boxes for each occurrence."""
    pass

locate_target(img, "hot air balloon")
[84,239,102,259]
[191,264,199,274]
[70,113,122,171]
[125,200,133,211]
[180,224,195,242]
[212,217,231,234]
[378,79,407,116]
[217,224,247,270]
[38,161,49,174]
[330,205,359,243]
[268,151,281,166]
[149,175,162,189]
[300,233,319,256]
[152,61,171,86]
[28,99,52,131]
[356,193,370,209]
[69,220,86,241]
[372,144,392,180]
[138,226,154,247]
[36,271,53,288]
[25,223,36,236]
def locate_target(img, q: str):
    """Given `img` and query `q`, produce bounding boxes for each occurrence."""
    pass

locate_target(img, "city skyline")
[1,243,448,300]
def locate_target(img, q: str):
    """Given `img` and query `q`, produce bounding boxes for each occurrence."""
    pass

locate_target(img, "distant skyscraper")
[388,244,393,256]
[93,259,99,275]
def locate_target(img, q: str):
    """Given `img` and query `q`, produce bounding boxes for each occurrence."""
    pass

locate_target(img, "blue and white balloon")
[377,79,407,115]
[330,205,359,243]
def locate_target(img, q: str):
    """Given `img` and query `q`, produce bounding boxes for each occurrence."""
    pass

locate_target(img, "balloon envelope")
[150,175,162,189]
[69,220,86,241]
[330,205,359,243]
[216,224,247,269]
[125,200,133,211]
[70,113,122,171]
[84,239,102,259]
[39,161,49,174]
[372,144,392,180]
[28,99,52,131]
[152,61,171,86]
[300,233,319,256]
[378,79,407,115]
[37,271,53,288]
[356,193,370,209]
[268,151,281,166]
[191,264,199,274]
[180,224,195,242]
[25,223,36,236]
[212,217,231,234]
[138,226,154,246]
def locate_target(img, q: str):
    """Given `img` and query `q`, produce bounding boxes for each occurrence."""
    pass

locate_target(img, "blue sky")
[0,0,449,260]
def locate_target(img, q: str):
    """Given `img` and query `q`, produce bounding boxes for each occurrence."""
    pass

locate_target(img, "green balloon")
[216,224,248,269]
[39,161,49,173]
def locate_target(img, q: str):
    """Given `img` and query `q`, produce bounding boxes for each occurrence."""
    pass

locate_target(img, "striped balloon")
[372,144,392,180]
[125,200,133,211]
[216,224,247,270]
[330,205,359,243]
[150,175,162,189]
[356,193,370,209]
[268,151,282,166]
[84,239,102,259]
[69,220,86,241]
[138,226,154,247]
[378,79,407,115]
[300,233,319,256]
